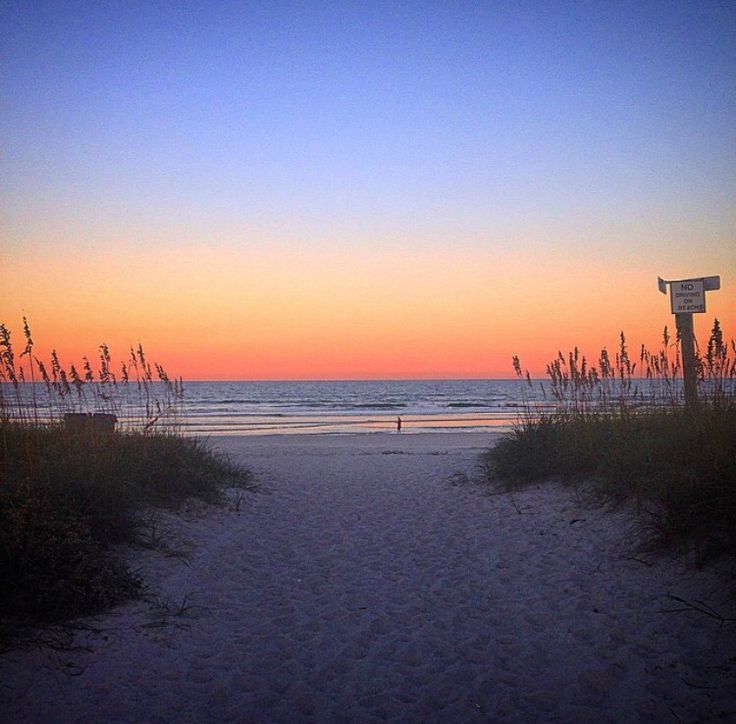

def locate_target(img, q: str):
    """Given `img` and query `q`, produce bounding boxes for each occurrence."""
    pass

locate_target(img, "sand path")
[2,432,734,722]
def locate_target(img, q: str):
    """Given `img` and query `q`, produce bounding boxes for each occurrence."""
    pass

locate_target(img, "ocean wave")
[345,403,407,410]
[445,402,493,408]
[187,399,270,405]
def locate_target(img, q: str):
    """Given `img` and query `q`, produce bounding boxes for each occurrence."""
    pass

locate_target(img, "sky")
[1,0,734,379]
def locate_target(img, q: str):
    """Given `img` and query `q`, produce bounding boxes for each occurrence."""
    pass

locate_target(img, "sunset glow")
[2,2,734,380]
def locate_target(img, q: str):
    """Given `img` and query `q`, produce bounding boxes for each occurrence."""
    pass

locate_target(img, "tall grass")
[1,318,185,432]
[484,319,736,560]
[0,320,253,628]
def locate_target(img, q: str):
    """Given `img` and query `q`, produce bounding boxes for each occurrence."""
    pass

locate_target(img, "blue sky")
[3,1,734,248]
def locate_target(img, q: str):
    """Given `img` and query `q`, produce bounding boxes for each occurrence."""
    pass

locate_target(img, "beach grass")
[483,320,736,560]
[0,321,253,629]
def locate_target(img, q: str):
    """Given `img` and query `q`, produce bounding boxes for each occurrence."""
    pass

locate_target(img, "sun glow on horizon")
[3,239,734,381]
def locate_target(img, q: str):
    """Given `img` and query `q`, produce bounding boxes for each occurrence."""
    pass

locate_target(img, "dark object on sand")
[64,412,118,434]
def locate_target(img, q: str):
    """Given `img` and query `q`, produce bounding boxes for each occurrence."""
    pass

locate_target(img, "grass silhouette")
[484,320,736,560]
[0,320,253,632]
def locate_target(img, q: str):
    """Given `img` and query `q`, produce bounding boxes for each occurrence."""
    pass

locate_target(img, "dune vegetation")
[0,320,252,631]
[483,320,736,561]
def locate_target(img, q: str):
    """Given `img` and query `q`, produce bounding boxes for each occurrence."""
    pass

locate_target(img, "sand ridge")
[2,432,734,722]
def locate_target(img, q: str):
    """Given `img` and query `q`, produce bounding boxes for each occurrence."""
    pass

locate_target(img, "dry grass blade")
[659,594,736,626]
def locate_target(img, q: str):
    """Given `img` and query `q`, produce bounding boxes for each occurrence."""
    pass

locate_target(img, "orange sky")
[3,4,734,381]
[2,239,733,380]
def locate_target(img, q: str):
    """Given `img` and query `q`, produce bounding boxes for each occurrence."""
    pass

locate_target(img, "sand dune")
[2,432,734,722]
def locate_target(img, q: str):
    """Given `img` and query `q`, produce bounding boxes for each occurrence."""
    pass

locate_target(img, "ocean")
[5,376,718,436]
[177,379,550,435]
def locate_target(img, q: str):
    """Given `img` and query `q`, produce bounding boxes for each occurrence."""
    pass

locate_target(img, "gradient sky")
[2,1,734,379]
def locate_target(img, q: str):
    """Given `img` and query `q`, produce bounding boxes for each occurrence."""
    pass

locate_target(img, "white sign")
[670,279,706,314]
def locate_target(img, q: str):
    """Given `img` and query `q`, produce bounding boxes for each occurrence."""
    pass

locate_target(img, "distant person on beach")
[397,416,402,433]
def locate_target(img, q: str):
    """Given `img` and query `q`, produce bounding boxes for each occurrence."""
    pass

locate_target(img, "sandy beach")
[2,431,734,722]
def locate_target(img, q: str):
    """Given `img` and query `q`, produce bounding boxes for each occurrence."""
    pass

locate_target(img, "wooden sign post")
[657,275,721,408]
